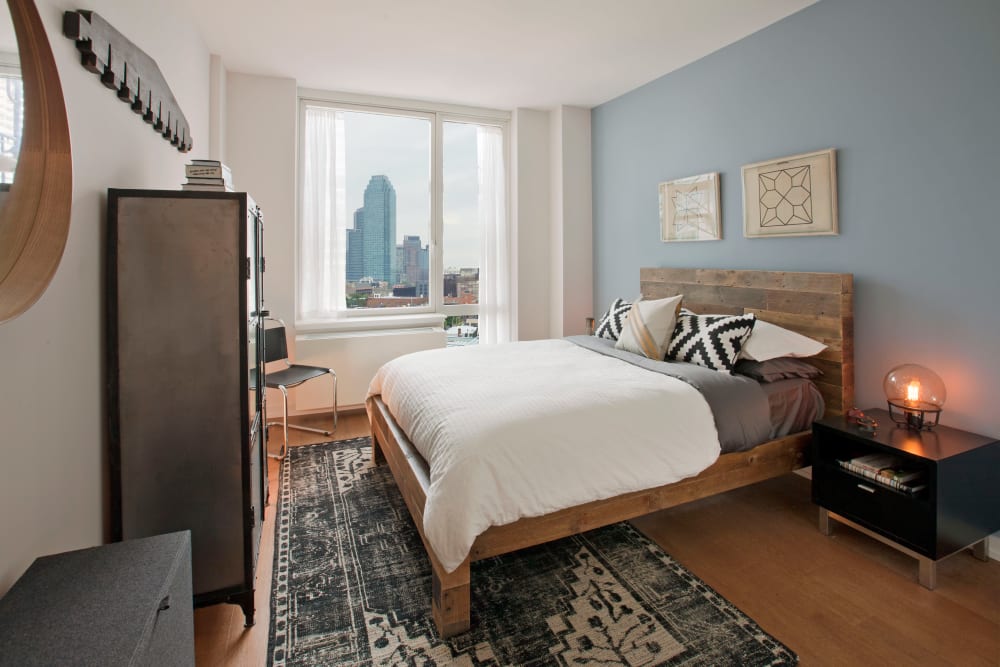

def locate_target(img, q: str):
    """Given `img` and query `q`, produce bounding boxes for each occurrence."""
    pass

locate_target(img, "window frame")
[296,90,510,330]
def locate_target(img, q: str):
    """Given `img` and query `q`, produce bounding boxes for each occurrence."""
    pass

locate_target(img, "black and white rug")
[268,437,797,666]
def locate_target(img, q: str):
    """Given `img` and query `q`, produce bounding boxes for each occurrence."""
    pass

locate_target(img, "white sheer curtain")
[299,106,346,321]
[476,125,514,344]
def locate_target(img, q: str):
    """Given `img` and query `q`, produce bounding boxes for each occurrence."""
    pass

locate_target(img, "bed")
[366,267,854,637]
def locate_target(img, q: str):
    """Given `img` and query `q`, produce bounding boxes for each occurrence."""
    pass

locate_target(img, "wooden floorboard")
[195,413,999,666]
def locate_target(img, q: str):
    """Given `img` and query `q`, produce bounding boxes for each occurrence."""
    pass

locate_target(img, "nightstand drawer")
[813,464,934,555]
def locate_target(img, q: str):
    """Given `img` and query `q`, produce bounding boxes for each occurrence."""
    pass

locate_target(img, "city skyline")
[345,174,479,313]
[340,110,481,268]
[347,174,430,300]
[346,173,479,288]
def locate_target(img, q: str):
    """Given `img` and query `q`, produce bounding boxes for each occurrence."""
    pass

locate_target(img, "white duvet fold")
[367,339,721,572]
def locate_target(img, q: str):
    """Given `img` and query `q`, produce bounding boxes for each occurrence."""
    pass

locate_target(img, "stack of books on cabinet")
[183,159,234,192]
[837,453,927,494]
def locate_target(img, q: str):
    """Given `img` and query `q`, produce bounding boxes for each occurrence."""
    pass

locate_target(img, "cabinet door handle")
[857,483,876,494]
[158,595,171,612]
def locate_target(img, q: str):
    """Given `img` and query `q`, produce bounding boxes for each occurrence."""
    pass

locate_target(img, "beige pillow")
[615,294,683,359]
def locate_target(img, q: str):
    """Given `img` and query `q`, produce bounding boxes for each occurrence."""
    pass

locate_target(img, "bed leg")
[370,428,385,465]
[432,557,470,638]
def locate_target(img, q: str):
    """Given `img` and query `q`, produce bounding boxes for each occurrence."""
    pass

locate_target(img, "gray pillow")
[734,357,822,383]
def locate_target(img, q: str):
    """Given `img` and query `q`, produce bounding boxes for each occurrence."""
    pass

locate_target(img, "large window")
[298,97,511,344]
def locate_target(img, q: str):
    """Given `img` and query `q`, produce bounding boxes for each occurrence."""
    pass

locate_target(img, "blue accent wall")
[592,0,1000,435]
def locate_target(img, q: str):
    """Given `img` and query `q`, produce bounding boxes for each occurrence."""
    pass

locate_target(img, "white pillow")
[615,295,683,360]
[739,320,826,361]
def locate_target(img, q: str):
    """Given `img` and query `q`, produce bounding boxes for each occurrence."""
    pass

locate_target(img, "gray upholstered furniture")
[0,531,194,666]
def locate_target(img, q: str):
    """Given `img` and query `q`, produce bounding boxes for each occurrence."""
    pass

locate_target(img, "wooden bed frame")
[366,268,854,637]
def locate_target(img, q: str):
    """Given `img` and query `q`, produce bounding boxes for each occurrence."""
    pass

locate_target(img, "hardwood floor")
[195,413,1000,665]
[632,477,999,666]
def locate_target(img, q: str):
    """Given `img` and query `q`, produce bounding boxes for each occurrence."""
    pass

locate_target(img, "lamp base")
[887,401,941,430]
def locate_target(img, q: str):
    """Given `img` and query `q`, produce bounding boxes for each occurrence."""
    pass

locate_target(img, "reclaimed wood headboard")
[640,267,854,416]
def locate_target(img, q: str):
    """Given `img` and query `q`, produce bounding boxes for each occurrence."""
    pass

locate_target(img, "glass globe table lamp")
[883,364,946,430]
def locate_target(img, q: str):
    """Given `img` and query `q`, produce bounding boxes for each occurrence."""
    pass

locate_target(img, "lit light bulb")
[883,364,946,430]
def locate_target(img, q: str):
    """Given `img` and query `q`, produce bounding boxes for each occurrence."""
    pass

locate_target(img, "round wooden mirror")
[0,0,72,323]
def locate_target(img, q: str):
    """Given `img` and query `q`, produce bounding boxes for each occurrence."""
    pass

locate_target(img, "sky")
[341,110,481,269]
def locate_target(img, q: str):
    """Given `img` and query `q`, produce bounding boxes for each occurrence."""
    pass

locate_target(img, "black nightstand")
[812,409,999,588]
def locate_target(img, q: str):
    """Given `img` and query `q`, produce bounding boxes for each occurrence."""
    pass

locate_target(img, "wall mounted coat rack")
[62,10,193,152]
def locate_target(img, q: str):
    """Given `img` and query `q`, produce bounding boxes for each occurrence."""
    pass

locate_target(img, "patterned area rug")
[267,437,797,666]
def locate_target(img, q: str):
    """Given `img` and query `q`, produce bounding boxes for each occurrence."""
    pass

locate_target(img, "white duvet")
[367,339,721,573]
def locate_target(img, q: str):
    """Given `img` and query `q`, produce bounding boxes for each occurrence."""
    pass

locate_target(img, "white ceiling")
[183,0,816,110]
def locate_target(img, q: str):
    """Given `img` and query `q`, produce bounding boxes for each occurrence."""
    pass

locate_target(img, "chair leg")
[265,372,338,452]
[266,386,290,460]
[283,424,332,436]
[273,371,337,437]
[330,370,337,432]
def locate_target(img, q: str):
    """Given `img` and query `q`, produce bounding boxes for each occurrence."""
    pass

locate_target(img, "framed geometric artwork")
[742,148,838,238]
[658,172,721,242]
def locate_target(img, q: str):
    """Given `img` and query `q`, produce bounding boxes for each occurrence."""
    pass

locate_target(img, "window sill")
[296,312,446,336]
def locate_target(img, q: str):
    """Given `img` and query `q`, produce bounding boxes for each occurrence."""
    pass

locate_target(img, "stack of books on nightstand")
[837,453,927,493]
[183,159,234,191]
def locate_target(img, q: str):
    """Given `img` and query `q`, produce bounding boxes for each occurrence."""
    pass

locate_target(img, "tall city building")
[417,240,429,293]
[360,175,396,283]
[345,175,429,298]
[394,245,406,284]
[398,235,429,295]
[346,207,364,281]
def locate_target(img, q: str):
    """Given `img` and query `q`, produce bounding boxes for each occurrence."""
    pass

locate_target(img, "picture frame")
[742,148,838,238]
[658,172,721,242]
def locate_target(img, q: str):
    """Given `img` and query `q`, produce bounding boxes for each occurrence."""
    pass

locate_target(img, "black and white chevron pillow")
[667,310,757,373]
[595,298,632,340]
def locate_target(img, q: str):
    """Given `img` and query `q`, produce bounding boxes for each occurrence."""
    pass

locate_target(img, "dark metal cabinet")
[107,189,266,624]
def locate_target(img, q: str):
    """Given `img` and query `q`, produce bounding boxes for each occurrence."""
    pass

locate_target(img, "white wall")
[208,54,226,161]
[224,72,297,326]
[0,0,209,594]
[548,106,593,337]
[512,108,551,341]
[557,107,593,336]
[548,109,565,337]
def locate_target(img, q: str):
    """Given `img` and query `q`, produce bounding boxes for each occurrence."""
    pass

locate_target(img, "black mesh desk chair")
[263,317,337,459]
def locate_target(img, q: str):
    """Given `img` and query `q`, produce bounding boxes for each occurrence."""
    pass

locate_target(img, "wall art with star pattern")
[742,148,838,238]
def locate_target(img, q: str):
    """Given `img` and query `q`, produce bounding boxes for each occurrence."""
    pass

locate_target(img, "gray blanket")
[567,335,772,453]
